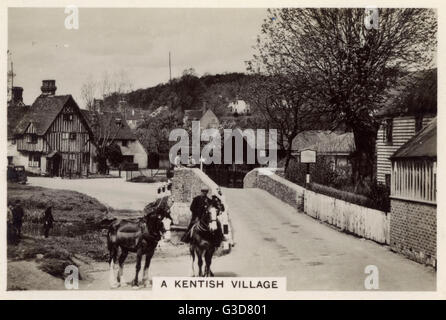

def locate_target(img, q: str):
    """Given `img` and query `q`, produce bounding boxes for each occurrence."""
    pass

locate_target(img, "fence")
[244,168,390,244]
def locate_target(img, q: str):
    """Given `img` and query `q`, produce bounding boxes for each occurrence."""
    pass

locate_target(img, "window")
[122,140,128,147]
[27,134,38,144]
[28,153,41,168]
[62,132,69,140]
[384,119,393,144]
[7,156,13,165]
[82,153,90,163]
[69,132,77,140]
[11,139,16,145]
[415,115,423,132]
[63,113,74,121]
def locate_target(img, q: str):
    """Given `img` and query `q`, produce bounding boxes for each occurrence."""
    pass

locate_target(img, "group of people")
[7,199,55,243]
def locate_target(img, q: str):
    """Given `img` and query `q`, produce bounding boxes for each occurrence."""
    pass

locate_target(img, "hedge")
[306,182,388,212]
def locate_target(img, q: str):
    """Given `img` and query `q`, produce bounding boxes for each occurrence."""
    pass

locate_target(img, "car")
[7,165,27,184]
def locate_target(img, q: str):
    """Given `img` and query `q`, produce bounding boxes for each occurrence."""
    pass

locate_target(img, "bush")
[307,182,376,209]
[285,157,390,211]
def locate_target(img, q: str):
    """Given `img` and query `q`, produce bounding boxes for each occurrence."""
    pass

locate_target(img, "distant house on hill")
[291,130,355,170]
[227,99,250,115]
[389,117,437,266]
[123,108,147,130]
[81,110,148,169]
[183,108,220,130]
[375,69,436,187]
[149,106,169,118]
[9,80,96,176]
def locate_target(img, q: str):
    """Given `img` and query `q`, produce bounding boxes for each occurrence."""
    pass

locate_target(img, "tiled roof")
[82,110,136,141]
[391,118,436,159]
[15,95,72,135]
[292,130,355,154]
[7,106,29,138]
[184,109,203,120]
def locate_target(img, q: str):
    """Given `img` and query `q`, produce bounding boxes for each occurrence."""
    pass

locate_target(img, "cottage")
[183,108,220,130]
[375,69,436,187]
[389,118,436,266]
[7,87,30,166]
[10,80,96,176]
[291,130,355,170]
[227,99,250,115]
[82,110,148,169]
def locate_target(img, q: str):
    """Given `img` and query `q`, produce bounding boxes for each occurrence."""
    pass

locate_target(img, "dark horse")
[189,195,225,277]
[107,196,173,288]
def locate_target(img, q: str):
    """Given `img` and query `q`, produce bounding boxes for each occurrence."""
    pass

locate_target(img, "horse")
[189,195,225,277]
[107,196,173,288]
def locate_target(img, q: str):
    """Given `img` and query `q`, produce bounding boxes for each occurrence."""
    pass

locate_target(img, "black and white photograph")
[1,1,442,299]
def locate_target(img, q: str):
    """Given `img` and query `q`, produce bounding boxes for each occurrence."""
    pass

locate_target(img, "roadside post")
[300,149,316,185]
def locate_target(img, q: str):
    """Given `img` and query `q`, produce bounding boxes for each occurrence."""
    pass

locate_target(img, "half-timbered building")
[12,80,96,176]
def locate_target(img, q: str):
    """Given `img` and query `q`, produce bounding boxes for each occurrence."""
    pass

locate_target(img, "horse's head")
[144,203,173,240]
[203,195,224,232]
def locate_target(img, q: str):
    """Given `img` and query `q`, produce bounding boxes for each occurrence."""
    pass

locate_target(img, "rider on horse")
[181,186,224,245]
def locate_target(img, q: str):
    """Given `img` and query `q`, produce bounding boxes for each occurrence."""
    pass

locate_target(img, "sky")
[8,8,267,108]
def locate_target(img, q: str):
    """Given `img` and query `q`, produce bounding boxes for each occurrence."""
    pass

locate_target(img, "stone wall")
[244,168,305,211]
[171,167,221,225]
[390,198,436,267]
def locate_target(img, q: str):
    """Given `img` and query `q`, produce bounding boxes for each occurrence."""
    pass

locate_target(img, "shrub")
[307,182,376,209]
[285,157,390,211]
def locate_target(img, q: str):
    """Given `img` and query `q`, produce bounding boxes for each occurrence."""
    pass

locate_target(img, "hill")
[103,72,255,118]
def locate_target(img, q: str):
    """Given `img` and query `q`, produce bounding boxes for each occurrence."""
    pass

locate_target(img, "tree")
[243,74,315,171]
[250,8,436,186]
[91,113,124,174]
[80,75,97,111]
[105,143,123,169]
[135,111,181,156]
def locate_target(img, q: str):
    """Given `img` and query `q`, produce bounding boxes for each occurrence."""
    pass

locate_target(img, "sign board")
[300,149,316,164]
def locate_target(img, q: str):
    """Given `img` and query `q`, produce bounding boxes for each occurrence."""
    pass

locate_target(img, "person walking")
[42,206,54,238]
[12,199,24,239]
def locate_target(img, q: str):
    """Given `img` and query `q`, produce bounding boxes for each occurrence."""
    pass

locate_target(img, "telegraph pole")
[169,51,172,82]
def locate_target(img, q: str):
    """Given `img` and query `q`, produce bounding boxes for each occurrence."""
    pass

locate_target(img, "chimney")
[93,99,104,113]
[11,86,23,105]
[41,80,57,96]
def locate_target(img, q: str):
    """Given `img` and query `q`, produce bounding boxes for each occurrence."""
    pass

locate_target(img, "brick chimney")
[41,80,57,96]
[11,86,23,105]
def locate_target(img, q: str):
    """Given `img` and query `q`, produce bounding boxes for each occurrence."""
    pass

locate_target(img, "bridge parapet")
[170,167,233,250]
[244,168,305,211]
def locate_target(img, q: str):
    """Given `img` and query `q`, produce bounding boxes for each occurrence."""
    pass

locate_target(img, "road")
[27,177,436,290]
[28,176,163,211]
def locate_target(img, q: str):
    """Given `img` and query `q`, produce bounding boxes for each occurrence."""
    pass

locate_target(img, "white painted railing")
[391,159,436,204]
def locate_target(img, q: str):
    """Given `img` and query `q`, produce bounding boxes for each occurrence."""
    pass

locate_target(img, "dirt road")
[28,176,163,211]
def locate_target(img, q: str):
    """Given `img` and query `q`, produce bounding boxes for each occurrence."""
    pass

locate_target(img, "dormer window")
[115,118,123,127]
